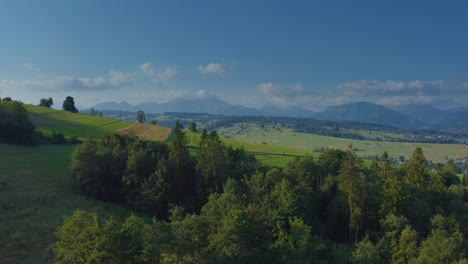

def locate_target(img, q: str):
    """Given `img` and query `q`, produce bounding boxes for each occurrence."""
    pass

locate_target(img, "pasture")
[25,105,134,139]
[217,123,468,163]
[0,143,132,263]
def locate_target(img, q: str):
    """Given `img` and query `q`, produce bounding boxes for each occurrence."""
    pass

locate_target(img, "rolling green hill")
[0,143,133,263]
[217,123,468,163]
[25,105,135,139]
[186,131,310,167]
[0,107,311,262]
[26,105,308,166]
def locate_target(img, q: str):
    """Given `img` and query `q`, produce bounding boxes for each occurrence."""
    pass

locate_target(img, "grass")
[186,131,310,167]
[116,123,173,142]
[0,143,134,263]
[25,105,134,139]
[217,123,468,163]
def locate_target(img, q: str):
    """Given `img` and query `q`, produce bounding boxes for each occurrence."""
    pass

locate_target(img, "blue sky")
[0,0,467,110]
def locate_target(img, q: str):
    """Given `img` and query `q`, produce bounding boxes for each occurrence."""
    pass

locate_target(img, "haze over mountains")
[92,98,468,129]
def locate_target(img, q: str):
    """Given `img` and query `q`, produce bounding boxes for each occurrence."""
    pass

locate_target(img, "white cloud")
[198,63,225,74]
[138,62,177,82]
[139,62,157,76]
[256,82,341,111]
[257,82,305,97]
[257,82,276,94]
[337,80,449,96]
[158,67,177,81]
[23,63,41,73]
[376,95,433,106]
[0,70,133,91]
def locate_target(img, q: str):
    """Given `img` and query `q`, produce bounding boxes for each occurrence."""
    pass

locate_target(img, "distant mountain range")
[91,98,468,129]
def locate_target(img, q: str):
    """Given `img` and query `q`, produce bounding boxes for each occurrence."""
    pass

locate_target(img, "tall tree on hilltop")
[39,97,53,108]
[189,122,198,133]
[62,96,78,113]
[136,110,145,123]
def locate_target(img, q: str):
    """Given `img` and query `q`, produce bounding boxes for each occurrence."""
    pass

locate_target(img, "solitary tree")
[62,96,78,113]
[136,110,145,123]
[189,122,198,133]
[39,97,53,108]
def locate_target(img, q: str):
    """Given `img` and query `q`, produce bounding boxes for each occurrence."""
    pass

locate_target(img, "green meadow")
[187,131,310,167]
[0,143,132,264]
[25,105,134,139]
[217,123,468,163]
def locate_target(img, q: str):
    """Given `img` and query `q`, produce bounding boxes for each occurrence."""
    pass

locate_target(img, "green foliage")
[54,210,170,264]
[338,146,367,243]
[25,104,133,139]
[208,208,270,263]
[189,121,198,132]
[62,96,78,113]
[38,97,53,108]
[70,134,170,213]
[391,225,419,264]
[415,215,465,264]
[407,147,430,188]
[0,100,37,144]
[50,130,67,144]
[137,110,145,123]
[10,124,466,264]
[196,130,228,197]
[379,152,404,215]
[351,236,381,264]
[54,210,102,263]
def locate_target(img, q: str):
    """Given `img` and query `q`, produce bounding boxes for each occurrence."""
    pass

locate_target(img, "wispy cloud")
[23,63,41,74]
[0,70,133,91]
[139,62,177,83]
[337,80,455,96]
[376,95,433,106]
[256,82,341,110]
[198,63,225,74]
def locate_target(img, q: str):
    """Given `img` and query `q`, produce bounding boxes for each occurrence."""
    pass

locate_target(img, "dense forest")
[56,120,468,263]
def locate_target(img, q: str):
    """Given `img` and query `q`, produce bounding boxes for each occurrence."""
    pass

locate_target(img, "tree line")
[57,121,468,263]
[0,96,81,145]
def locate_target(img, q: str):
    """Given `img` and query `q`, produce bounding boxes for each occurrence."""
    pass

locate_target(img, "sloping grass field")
[0,144,132,264]
[186,131,310,167]
[116,123,173,142]
[217,123,468,163]
[25,105,134,139]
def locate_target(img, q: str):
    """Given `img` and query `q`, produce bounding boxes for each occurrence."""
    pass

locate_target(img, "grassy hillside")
[26,105,307,166]
[0,144,133,264]
[116,123,173,142]
[217,123,468,163]
[186,131,310,167]
[25,105,135,139]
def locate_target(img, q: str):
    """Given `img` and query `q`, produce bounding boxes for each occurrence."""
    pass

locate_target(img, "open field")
[0,143,134,264]
[26,105,309,166]
[117,123,173,142]
[186,131,310,167]
[217,123,468,163]
[25,105,135,139]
